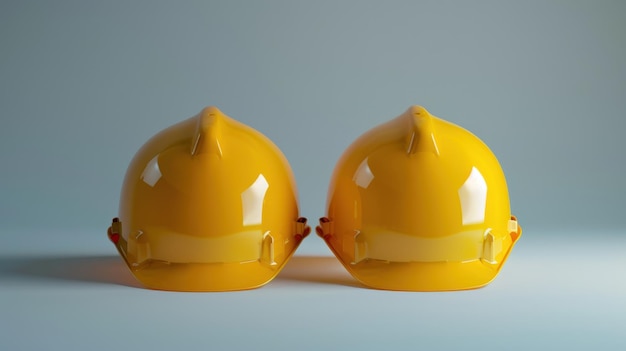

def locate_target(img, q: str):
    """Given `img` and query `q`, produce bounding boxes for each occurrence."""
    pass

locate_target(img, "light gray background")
[1,1,625,350]
[2,0,625,233]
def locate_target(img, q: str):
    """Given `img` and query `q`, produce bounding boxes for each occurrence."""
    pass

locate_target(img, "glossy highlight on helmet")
[317,106,521,291]
[108,106,310,291]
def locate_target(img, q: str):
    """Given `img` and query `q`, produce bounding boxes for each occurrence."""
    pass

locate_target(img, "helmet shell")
[108,107,308,291]
[318,106,521,291]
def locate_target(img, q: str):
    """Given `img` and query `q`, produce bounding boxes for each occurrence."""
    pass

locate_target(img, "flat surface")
[1,231,625,350]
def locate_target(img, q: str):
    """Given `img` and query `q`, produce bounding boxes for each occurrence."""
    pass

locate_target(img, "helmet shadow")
[275,256,364,288]
[1,255,364,290]
[0,255,141,288]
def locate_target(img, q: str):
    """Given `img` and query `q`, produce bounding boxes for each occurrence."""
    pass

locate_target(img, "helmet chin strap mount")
[295,217,311,242]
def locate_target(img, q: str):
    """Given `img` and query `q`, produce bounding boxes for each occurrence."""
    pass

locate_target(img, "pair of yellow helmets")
[108,105,522,292]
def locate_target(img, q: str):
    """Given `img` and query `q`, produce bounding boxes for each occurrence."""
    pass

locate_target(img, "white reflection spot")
[458,167,487,225]
[353,158,374,188]
[241,174,269,226]
[140,155,162,187]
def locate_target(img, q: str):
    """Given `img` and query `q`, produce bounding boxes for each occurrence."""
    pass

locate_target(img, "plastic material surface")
[108,106,309,291]
[317,106,521,291]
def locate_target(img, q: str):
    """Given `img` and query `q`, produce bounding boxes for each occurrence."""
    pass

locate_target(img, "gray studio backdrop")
[1,1,625,247]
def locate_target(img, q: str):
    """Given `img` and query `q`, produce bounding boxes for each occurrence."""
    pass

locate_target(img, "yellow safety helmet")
[317,106,521,291]
[108,106,310,291]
